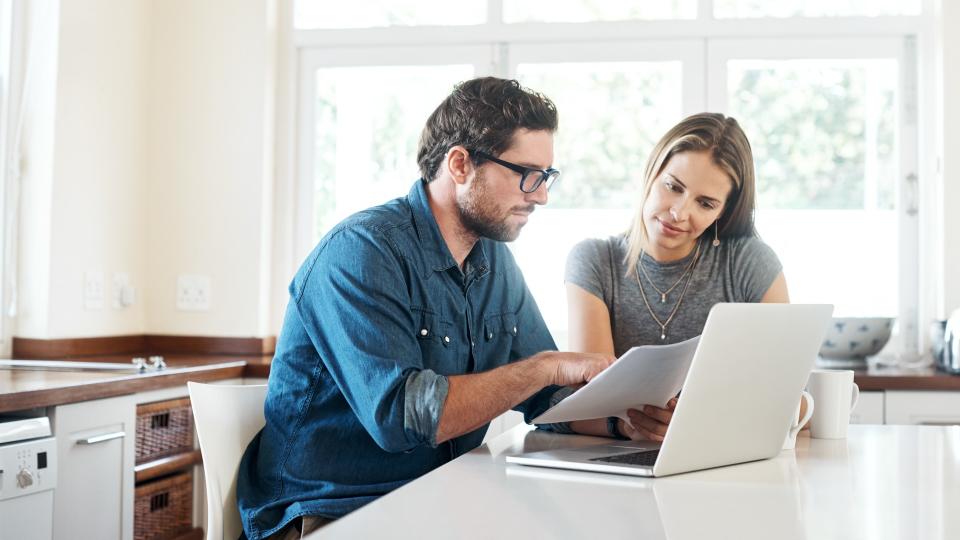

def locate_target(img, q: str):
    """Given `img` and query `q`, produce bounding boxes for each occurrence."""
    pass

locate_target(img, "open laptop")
[506,303,833,477]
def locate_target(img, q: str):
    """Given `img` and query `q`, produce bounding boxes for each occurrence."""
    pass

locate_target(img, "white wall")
[144,0,276,337]
[45,0,149,337]
[15,0,277,340]
[16,0,63,338]
[17,0,151,339]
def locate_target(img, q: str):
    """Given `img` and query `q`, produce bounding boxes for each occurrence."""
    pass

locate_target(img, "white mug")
[806,369,860,439]
[782,391,815,450]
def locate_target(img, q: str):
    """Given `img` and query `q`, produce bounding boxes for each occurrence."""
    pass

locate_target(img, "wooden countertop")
[844,358,960,390]
[2,353,958,414]
[853,362,960,391]
[0,354,269,413]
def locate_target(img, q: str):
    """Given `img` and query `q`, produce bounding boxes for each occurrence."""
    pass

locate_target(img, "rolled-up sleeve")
[292,223,444,453]
[403,369,449,447]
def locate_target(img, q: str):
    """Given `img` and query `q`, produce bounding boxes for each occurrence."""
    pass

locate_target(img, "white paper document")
[532,335,701,424]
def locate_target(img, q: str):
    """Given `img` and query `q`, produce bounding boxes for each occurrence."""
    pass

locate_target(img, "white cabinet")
[52,395,136,540]
[884,391,960,425]
[850,391,885,424]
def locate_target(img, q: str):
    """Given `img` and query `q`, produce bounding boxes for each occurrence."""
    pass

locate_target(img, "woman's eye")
[665,181,681,193]
[699,200,717,210]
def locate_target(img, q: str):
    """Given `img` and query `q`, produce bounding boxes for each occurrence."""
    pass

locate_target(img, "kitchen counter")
[314,424,960,539]
[2,352,957,415]
[0,354,268,413]
[850,358,960,390]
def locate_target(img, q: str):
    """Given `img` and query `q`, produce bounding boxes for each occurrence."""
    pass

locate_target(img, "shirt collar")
[407,179,491,276]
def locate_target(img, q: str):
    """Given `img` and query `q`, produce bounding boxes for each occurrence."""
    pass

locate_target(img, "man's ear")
[445,146,473,186]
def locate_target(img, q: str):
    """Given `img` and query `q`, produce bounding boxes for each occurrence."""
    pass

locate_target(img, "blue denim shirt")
[237,180,560,539]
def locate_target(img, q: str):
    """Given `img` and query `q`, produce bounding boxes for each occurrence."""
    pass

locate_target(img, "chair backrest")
[188,382,268,540]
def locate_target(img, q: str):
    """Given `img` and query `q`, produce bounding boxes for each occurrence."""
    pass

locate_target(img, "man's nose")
[526,181,549,205]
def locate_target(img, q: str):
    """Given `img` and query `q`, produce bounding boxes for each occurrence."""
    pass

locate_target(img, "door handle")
[76,431,126,445]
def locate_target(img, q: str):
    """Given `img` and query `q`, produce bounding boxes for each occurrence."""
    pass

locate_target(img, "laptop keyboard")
[590,449,660,466]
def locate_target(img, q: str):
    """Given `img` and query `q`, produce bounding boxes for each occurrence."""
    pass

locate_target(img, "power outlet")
[84,271,105,310]
[176,274,211,311]
[113,272,135,309]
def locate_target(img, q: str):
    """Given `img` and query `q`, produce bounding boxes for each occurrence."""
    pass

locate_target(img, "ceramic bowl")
[819,317,895,359]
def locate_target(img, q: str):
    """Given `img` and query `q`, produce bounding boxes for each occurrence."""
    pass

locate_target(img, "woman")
[563,112,788,441]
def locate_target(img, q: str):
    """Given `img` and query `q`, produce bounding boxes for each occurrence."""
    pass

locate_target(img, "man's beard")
[456,171,533,243]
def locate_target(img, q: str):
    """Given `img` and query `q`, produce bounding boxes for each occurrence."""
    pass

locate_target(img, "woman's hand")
[620,397,678,441]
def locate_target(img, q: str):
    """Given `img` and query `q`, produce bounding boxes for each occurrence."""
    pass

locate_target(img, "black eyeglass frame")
[469,150,561,193]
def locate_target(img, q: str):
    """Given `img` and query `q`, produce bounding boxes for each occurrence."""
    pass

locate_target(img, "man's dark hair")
[416,77,558,182]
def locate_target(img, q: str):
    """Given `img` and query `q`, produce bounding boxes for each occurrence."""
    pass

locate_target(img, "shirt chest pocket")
[482,311,519,362]
[411,307,460,374]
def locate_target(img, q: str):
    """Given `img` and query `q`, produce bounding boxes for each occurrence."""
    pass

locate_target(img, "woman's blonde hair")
[624,112,757,275]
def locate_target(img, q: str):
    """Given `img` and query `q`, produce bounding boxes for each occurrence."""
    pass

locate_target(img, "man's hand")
[535,351,616,387]
[619,397,678,442]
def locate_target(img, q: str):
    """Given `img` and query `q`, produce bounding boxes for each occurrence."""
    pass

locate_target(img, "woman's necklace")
[636,242,703,341]
[638,241,701,303]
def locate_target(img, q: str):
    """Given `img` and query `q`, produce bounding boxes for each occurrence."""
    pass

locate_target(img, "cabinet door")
[885,391,960,425]
[850,391,885,424]
[53,395,136,540]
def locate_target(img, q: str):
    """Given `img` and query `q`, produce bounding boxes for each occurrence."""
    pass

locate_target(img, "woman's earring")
[712,221,721,247]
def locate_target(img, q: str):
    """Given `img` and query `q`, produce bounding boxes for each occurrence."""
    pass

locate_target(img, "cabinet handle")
[76,431,126,445]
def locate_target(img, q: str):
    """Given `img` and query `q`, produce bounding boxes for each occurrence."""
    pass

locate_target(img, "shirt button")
[487,332,494,340]
[512,326,517,335]
[444,336,451,344]
[471,341,475,348]
[420,328,428,336]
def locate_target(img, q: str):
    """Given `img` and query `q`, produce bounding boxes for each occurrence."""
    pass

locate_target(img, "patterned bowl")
[819,317,895,359]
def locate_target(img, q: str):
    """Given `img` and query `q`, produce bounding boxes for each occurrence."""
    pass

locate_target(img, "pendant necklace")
[638,241,700,303]
[636,242,703,341]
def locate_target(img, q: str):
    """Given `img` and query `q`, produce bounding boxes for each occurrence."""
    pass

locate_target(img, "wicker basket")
[136,397,194,464]
[134,472,193,540]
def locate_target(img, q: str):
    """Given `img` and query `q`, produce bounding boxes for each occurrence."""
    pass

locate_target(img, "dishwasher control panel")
[0,437,57,500]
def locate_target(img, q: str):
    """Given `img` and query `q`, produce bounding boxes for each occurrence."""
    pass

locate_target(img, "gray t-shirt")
[565,234,782,357]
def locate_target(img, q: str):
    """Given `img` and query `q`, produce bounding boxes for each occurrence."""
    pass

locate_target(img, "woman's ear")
[445,146,473,186]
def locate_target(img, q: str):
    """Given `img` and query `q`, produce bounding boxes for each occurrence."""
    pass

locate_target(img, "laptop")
[506,303,833,477]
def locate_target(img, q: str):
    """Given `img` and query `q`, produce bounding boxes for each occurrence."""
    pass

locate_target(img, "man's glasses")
[470,150,561,193]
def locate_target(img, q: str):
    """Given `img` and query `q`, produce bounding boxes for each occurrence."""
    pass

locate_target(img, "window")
[708,38,915,344]
[291,2,930,355]
[296,46,487,249]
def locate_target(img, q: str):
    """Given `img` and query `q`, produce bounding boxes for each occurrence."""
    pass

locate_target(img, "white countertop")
[313,424,960,540]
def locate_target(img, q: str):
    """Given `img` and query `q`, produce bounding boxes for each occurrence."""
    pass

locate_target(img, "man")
[237,77,613,540]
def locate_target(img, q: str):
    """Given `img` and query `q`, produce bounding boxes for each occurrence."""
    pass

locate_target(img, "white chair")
[188,382,268,540]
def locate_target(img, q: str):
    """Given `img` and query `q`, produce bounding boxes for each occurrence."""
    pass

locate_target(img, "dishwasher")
[0,415,56,540]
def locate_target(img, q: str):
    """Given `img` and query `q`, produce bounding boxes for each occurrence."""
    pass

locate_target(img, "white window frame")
[285,2,937,354]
